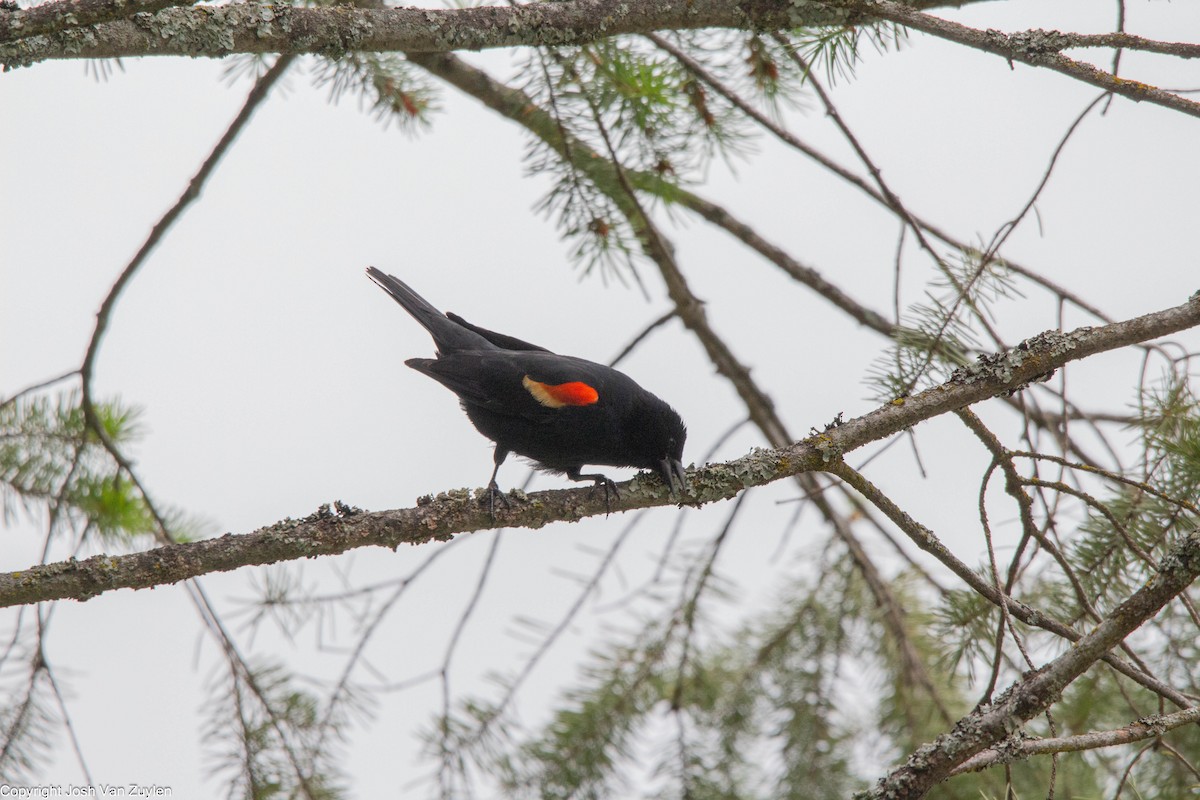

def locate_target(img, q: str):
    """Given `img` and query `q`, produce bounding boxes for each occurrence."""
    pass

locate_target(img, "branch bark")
[0,0,848,65]
[0,0,971,68]
[5,0,1196,126]
[2,292,1197,609]
[0,0,193,43]
[949,706,1200,776]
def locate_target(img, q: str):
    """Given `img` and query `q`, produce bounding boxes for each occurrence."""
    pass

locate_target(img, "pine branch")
[2,293,1197,609]
[862,529,1200,798]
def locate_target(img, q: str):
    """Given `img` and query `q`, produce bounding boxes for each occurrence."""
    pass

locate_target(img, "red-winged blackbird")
[366,268,688,507]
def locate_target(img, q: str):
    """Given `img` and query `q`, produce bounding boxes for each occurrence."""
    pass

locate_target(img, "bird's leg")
[566,467,620,514]
[486,449,512,517]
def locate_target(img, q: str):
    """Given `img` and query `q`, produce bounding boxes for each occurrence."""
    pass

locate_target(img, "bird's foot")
[486,480,512,519]
[566,470,620,514]
[589,476,620,515]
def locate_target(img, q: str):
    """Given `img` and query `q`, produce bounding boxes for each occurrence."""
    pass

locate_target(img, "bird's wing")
[444,313,551,353]
[408,351,621,416]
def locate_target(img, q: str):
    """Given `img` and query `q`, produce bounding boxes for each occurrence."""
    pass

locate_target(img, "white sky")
[2,0,1200,794]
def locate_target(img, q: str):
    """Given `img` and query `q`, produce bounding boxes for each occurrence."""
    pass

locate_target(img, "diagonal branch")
[648,31,1113,327]
[862,529,1200,798]
[859,0,1200,119]
[79,53,295,547]
[2,292,1197,609]
[547,41,950,714]
[827,460,1195,712]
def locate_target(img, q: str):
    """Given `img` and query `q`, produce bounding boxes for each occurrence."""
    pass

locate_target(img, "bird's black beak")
[657,457,688,498]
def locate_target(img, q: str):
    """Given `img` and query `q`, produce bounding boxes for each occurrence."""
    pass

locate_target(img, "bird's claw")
[486,480,511,518]
[657,457,689,500]
[589,477,620,514]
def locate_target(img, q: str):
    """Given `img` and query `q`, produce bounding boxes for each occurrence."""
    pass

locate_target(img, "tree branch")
[860,0,1200,119]
[863,529,1200,798]
[5,0,1194,127]
[0,0,973,69]
[648,32,1114,329]
[949,706,1200,775]
[827,461,1196,712]
[2,292,1197,609]
[413,47,1136,504]
[0,0,193,44]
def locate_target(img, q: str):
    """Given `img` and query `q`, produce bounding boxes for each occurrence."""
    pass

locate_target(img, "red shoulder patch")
[523,375,599,408]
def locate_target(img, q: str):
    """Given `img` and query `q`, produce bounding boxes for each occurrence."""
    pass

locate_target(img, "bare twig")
[859,0,1200,119]
[0,370,79,411]
[78,55,295,547]
[827,460,1195,712]
[437,531,503,797]
[609,310,677,368]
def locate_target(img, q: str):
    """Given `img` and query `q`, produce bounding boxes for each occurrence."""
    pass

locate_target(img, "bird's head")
[638,400,688,497]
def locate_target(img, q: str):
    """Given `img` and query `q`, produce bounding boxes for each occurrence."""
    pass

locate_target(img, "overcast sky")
[3,0,1200,793]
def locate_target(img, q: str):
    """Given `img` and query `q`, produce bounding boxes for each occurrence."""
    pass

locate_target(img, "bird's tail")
[366,267,493,353]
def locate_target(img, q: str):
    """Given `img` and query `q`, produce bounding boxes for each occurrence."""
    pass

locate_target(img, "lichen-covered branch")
[4,0,1195,128]
[950,706,1200,776]
[0,0,847,66]
[2,292,1198,610]
[862,530,1200,799]
[0,0,192,44]
[0,0,969,69]
[1041,30,1200,58]
[829,293,1200,453]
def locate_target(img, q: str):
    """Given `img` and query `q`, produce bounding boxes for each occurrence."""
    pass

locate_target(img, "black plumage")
[366,267,687,505]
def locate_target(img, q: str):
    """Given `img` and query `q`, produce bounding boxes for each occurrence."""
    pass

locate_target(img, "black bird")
[366,268,688,507]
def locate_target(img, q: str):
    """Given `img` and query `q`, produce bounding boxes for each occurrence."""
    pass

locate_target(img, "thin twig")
[951,705,1200,775]
[609,310,677,368]
[827,460,1196,712]
[857,0,1200,119]
[437,531,503,797]
[0,370,79,411]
